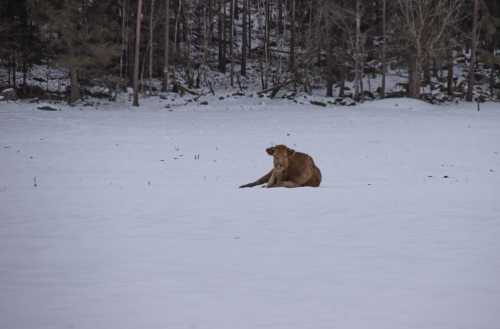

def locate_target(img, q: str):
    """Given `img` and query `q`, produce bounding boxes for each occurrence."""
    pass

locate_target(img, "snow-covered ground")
[1,97,500,329]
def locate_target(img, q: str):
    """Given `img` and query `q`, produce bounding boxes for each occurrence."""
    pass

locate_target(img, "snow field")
[1,97,500,329]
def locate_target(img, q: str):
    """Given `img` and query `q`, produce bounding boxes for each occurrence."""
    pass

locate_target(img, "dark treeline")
[1,0,499,105]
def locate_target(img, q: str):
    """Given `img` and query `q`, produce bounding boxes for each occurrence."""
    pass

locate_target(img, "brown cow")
[240,144,322,188]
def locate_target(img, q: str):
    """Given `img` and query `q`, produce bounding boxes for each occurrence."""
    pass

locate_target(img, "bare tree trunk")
[265,0,270,64]
[432,58,439,80]
[233,0,239,19]
[305,0,314,89]
[12,56,17,90]
[7,61,11,88]
[185,0,193,87]
[218,0,226,73]
[174,0,182,62]
[69,66,81,104]
[248,0,252,56]
[263,0,270,89]
[259,58,266,89]
[289,0,295,73]
[148,0,156,93]
[223,0,227,73]
[381,0,386,98]
[46,60,50,92]
[423,58,431,85]
[133,0,144,107]
[490,49,496,96]
[208,0,214,41]
[408,53,421,98]
[120,0,128,82]
[360,55,365,97]
[140,48,147,92]
[466,0,479,102]
[203,2,208,66]
[354,0,361,101]
[447,46,454,96]
[22,61,27,93]
[230,0,235,87]
[241,0,248,76]
[339,66,346,97]
[326,37,334,97]
[162,0,170,92]
[278,0,284,34]
[125,2,131,81]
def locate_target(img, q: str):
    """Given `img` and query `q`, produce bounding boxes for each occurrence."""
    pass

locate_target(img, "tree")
[184,0,194,88]
[3,0,498,103]
[148,0,156,92]
[133,0,144,106]
[315,0,367,99]
[230,0,235,87]
[218,0,226,73]
[475,0,500,97]
[0,0,43,92]
[354,0,362,101]
[289,0,296,73]
[33,0,120,104]
[119,0,129,82]
[162,0,171,92]
[241,0,248,76]
[396,0,464,98]
[466,0,479,101]
[380,0,387,98]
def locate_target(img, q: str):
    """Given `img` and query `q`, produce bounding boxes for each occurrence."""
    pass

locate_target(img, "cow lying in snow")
[239,144,322,188]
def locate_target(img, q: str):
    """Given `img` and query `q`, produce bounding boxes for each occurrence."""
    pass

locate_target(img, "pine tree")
[33,0,120,104]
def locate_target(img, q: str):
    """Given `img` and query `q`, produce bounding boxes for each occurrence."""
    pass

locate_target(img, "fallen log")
[173,81,200,96]
[257,80,293,98]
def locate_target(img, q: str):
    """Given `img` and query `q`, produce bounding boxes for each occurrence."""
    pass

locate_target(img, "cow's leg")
[239,170,273,188]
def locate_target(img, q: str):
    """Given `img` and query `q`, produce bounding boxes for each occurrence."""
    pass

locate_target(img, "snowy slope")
[1,98,500,329]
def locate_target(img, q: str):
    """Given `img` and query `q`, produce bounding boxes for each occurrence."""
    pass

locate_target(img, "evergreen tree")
[33,0,121,103]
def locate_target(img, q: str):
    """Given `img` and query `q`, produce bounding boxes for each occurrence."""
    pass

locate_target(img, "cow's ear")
[287,147,296,156]
[266,147,275,155]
